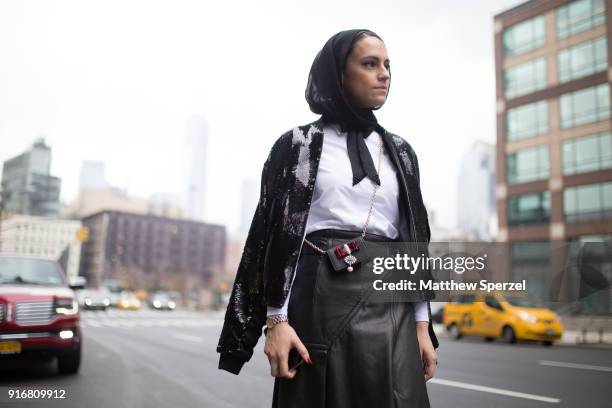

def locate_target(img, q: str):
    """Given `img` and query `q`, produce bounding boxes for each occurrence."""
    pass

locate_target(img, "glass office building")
[1,139,61,217]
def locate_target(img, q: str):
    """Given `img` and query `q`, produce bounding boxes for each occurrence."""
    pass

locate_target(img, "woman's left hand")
[416,321,437,382]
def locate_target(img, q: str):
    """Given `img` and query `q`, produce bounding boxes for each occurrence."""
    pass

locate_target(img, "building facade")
[61,187,151,219]
[61,187,185,220]
[80,211,225,292]
[0,215,83,278]
[495,0,612,313]
[0,139,61,217]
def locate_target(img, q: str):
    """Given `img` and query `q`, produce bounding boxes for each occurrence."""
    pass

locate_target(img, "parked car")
[76,289,111,311]
[0,254,83,374]
[117,292,141,310]
[148,292,176,311]
[443,292,564,346]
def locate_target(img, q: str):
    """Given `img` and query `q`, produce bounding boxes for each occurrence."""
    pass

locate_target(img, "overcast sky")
[0,0,525,232]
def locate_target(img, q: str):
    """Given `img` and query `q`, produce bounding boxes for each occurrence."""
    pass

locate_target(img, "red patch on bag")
[334,240,360,258]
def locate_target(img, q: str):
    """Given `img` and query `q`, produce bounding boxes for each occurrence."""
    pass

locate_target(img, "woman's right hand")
[264,322,312,379]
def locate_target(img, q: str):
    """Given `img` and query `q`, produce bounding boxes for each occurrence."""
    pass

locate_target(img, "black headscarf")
[305,29,390,186]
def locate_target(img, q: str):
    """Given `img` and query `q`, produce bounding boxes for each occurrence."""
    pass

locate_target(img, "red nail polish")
[306,356,313,365]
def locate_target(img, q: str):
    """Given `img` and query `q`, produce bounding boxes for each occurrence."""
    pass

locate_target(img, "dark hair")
[342,30,384,74]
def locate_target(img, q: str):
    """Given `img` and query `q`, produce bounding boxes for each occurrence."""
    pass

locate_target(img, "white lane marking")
[172,333,203,343]
[538,360,612,373]
[429,378,561,403]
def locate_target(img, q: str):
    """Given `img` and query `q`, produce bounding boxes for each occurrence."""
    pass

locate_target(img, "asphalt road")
[0,309,610,407]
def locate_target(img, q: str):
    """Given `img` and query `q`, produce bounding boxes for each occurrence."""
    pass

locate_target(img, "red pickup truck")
[0,254,83,374]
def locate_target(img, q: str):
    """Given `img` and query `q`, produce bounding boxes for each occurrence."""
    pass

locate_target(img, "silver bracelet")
[266,314,288,329]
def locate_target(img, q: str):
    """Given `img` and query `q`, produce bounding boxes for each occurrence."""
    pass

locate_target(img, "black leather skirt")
[271,229,430,408]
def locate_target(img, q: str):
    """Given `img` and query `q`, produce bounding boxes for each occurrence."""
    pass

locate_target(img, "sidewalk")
[559,330,612,346]
[558,315,612,347]
[432,323,612,348]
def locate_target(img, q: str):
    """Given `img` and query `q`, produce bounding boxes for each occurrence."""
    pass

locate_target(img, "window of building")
[566,234,612,315]
[558,36,608,83]
[511,241,550,301]
[511,241,550,264]
[505,57,547,99]
[563,132,612,175]
[506,100,549,141]
[556,0,605,40]
[560,83,610,128]
[571,234,612,242]
[508,191,551,226]
[503,15,545,57]
[507,145,550,184]
[564,181,612,222]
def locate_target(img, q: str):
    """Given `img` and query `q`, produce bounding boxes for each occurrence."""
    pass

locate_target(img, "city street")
[0,309,610,407]
[1,1,612,407]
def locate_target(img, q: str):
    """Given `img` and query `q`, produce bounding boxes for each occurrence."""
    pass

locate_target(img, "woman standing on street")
[217,29,439,408]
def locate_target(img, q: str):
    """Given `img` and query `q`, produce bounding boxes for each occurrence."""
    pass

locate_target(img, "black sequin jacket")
[217,118,437,374]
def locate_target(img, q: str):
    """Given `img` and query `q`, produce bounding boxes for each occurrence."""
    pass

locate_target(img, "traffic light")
[76,227,90,242]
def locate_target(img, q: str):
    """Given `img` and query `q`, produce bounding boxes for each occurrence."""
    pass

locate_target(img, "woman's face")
[342,35,390,109]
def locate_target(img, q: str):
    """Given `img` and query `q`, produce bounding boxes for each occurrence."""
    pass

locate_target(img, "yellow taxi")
[117,292,141,310]
[443,292,564,346]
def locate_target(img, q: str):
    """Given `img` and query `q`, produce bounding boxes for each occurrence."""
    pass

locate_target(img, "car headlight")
[85,298,92,305]
[55,298,79,315]
[517,310,537,323]
[153,300,161,307]
[168,301,175,309]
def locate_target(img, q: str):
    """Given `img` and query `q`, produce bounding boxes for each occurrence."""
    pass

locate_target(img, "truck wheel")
[502,326,516,344]
[448,323,462,340]
[542,341,553,346]
[58,344,81,375]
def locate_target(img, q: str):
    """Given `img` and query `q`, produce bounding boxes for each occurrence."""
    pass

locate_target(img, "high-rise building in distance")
[457,141,497,241]
[0,139,61,217]
[184,115,208,222]
[78,160,108,191]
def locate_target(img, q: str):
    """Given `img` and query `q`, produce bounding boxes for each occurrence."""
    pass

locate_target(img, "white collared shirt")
[267,124,429,322]
[304,123,401,238]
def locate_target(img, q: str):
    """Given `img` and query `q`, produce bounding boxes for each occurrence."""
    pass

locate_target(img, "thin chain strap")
[304,134,384,254]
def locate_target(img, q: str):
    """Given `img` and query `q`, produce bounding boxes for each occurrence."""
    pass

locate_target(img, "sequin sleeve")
[216,149,275,374]
[216,133,291,374]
